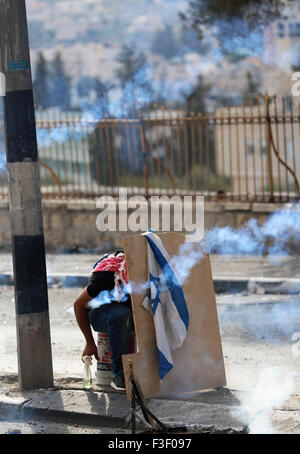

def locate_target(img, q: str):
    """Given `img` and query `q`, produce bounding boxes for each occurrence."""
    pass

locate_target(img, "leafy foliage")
[115,45,154,109]
[151,24,179,59]
[181,0,293,34]
[33,52,51,109]
[180,0,294,54]
[50,52,72,111]
[116,45,147,89]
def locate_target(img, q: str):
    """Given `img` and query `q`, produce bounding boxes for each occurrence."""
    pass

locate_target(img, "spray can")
[82,355,92,390]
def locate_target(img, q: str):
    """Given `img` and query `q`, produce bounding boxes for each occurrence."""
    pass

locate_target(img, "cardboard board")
[122,232,226,400]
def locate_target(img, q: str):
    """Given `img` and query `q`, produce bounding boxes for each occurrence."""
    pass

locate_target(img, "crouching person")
[74,250,134,391]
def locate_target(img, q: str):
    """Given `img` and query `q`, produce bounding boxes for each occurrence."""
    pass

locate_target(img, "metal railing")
[0,94,299,202]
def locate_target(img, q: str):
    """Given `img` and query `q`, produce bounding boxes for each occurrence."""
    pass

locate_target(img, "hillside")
[26,0,208,105]
[27,0,187,50]
[25,0,291,111]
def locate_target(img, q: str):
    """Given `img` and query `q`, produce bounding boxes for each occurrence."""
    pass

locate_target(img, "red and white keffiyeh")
[93,252,128,302]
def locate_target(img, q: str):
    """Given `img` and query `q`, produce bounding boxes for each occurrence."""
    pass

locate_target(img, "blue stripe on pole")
[146,235,189,330]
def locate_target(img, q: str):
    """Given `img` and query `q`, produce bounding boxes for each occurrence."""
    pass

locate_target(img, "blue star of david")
[149,273,160,315]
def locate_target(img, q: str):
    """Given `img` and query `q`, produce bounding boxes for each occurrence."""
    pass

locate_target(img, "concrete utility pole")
[0,0,53,389]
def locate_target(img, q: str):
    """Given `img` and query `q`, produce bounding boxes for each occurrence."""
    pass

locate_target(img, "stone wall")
[0,199,292,251]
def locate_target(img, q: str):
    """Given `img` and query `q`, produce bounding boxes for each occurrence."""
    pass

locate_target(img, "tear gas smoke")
[206,202,300,258]
[231,367,295,434]
[0,152,5,172]
[219,296,300,341]
[67,204,300,434]
[86,203,300,308]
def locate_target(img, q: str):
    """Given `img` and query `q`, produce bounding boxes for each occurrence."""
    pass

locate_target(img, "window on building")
[247,139,267,156]
[277,22,285,37]
[291,43,300,68]
[289,22,300,37]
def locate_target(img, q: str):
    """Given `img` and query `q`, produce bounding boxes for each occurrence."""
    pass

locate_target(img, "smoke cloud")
[218,292,300,434]
[86,202,300,309]
[67,203,300,434]
[0,152,5,172]
[35,60,196,148]
[219,295,300,341]
[231,367,295,434]
[206,202,300,258]
[36,121,94,148]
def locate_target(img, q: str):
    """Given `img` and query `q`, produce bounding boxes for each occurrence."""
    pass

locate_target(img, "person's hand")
[82,342,100,362]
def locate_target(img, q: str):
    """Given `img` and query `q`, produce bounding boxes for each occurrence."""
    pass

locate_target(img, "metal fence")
[0,94,299,202]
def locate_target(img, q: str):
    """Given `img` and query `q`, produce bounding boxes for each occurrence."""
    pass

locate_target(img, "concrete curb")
[0,388,246,433]
[214,277,300,294]
[0,389,129,428]
[1,273,300,294]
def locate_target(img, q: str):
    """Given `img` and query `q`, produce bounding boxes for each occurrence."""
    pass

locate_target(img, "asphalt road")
[1,286,300,434]
[1,286,300,394]
[0,420,130,435]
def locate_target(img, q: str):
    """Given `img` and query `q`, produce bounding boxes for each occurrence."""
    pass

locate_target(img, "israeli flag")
[142,231,189,380]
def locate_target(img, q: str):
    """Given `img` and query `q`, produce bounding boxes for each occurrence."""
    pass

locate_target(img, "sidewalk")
[1,252,300,293]
[0,383,246,434]
[1,252,300,434]
[1,375,299,434]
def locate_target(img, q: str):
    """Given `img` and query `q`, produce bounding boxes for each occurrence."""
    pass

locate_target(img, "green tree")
[116,45,146,89]
[181,0,293,36]
[49,51,72,111]
[242,71,261,105]
[179,27,211,55]
[186,75,210,115]
[77,76,112,115]
[116,45,154,112]
[180,0,294,54]
[89,46,152,186]
[151,24,179,59]
[184,76,215,174]
[33,52,50,109]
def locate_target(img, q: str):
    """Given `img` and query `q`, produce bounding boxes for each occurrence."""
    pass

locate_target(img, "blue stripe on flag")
[149,272,161,315]
[146,235,189,330]
[157,348,173,379]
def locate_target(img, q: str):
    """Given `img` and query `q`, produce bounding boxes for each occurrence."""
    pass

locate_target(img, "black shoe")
[110,374,126,391]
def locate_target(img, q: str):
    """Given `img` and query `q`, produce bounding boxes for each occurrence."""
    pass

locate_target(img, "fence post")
[264,93,275,202]
[138,107,149,197]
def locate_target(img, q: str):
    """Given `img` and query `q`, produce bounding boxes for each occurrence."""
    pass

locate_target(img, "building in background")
[262,0,300,97]
[215,98,300,199]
